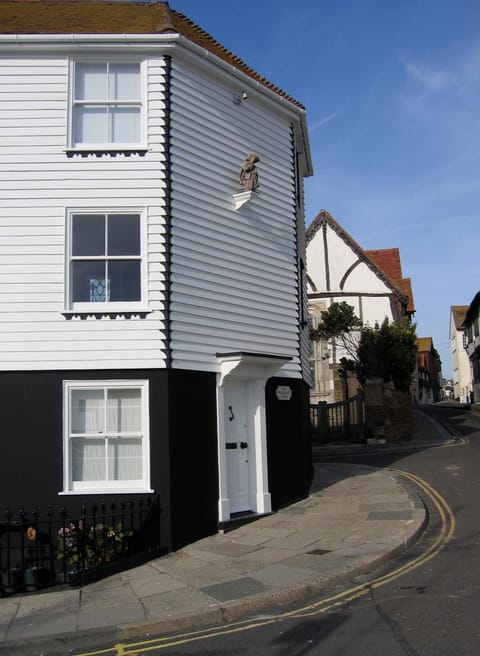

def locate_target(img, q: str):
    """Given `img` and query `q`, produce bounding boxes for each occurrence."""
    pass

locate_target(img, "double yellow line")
[78,470,455,656]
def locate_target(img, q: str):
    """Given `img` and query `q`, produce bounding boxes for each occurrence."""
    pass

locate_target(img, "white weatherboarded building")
[450,305,473,403]
[0,0,313,551]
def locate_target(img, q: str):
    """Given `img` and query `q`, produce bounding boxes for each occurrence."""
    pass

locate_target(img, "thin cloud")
[309,111,339,132]
[401,57,450,95]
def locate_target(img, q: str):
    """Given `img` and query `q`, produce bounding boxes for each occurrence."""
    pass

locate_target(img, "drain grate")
[306,548,331,555]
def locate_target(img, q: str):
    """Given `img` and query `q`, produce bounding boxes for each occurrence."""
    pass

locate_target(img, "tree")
[310,301,362,362]
[310,302,362,400]
[310,304,417,395]
[357,318,417,391]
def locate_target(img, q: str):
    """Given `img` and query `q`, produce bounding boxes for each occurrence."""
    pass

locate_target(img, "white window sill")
[59,488,155,496]
[62,309,151,320]
[65,148,149,158]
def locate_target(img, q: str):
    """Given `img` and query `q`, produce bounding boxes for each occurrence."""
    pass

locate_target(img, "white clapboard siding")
[0,53,169,371]
[169,58,302,378]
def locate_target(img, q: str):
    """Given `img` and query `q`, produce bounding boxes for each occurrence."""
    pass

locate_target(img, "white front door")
[223,381,250,513]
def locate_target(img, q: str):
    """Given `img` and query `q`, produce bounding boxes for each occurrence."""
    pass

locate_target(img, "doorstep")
[218,510,272,534]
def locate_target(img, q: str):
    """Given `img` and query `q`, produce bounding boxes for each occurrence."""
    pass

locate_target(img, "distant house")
[450,305,473,403]
[0,1,313,551]
[306,210,414,403]
[415,338,442,404]
[462,292,480,403]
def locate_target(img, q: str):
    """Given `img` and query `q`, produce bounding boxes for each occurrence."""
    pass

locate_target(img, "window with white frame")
[67,212,142,309]
[63,381,150,493]
[71,62,142,147]
[308,302,330,396]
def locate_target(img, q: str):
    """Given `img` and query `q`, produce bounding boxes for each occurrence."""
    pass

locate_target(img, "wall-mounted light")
[233,91,248,105]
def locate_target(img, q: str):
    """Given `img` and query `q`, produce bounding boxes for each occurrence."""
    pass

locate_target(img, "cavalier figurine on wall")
[239,152,260,192]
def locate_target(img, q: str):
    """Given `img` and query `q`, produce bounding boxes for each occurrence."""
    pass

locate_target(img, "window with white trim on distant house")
[62,380,151,494]
[67,212,143,311]
[71,61,142,148]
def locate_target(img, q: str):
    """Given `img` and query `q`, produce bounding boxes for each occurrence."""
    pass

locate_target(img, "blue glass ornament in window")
[89,279,110,302]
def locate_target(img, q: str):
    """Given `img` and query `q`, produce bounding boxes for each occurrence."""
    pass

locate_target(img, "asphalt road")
[88,405,480,656]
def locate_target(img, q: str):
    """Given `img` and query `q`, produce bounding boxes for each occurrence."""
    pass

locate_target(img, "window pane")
[107,388,142,433]
[72,261,106,303]
[108,260,141,302]
[110,107,140,143]
[73,105,108,144]
[108,438,143,481]
[109,63,140,100]
[72,437,106,482]
[107,214,140,256]
[72,214,105,256]
[75,63,107,100]
[71,389,104,434]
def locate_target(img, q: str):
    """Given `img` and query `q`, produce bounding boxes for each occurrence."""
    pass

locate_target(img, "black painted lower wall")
[0,370,312,554]
[168,370,219,550]
[0,369,218,553]
[266,378,313,510]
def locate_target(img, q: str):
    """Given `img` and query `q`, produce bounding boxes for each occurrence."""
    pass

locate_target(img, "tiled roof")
[0,0,303,108]
[365,249,415,314]
[364,248,402,281]
[306,209,409,305]
[464,292,480,326]
[416,337,433,352]
[392,277,415,313]
[451,305,469,331]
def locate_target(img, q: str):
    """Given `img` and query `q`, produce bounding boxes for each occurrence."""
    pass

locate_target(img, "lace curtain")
[71,388,142,482]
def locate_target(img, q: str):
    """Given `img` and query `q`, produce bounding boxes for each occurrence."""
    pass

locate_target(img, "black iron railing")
[0,496,163,596]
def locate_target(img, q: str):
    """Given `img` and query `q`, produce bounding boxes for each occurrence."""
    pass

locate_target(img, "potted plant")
[57,520,132,585]
[23,566,50,592]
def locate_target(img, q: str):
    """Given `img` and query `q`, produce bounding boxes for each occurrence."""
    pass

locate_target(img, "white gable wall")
[0,53,168,371]
[450,312,472,402]
[307,222,396,325]
[169,56,303,378]
[307,220,400,401]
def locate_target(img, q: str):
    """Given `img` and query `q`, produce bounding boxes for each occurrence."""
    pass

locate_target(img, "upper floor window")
[71,62,142,148]
[67,212,143,311]
[468,324,474,344]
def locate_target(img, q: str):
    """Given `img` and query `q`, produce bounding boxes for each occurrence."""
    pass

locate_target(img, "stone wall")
[363,379,412,442]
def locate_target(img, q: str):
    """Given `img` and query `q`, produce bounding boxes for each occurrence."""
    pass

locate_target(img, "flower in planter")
[26,526,36,542]
[57,521,132,568]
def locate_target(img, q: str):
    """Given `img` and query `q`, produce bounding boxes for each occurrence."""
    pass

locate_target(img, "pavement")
[0,408,456,656]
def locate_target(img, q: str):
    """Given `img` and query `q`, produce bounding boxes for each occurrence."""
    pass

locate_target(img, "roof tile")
[0,0,303,108]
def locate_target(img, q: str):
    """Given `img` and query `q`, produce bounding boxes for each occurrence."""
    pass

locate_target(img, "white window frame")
[61,380,152,495]
[308,302,331,396]
[65,208,147,312]
[68,59,146,150]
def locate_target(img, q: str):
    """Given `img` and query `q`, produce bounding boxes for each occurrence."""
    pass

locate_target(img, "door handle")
[226,442,237,450]
[240,442,248,449]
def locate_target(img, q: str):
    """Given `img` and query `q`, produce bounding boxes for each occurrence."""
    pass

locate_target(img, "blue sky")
[169,0,480,377]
